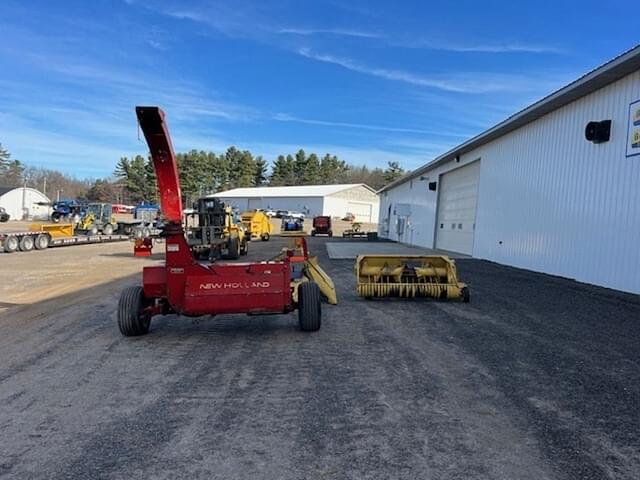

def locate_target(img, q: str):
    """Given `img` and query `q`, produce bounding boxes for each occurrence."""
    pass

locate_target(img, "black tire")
[261,233,270,241]
[117,286,151,336]
[103,223,114,235]
[298,282,321,332]
[87,225,98,236]
[461,286,470,303]
[225,236,240,259]
[34,234,50,250]
[51,212,61,223]
[328,231,333,237]
[240,237,248,256]
[19,235,35,252]
[311,230,316,236]
[3,235,19,253]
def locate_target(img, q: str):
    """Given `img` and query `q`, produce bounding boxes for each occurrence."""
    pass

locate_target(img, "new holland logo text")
[199,281,271,290]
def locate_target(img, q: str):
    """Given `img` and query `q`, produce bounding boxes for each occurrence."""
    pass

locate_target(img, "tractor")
[117,106,336,336]
[186,197,248,260]
[76,203,118,235]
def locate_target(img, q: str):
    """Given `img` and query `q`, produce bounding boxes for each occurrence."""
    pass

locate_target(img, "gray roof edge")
[380,44,640,192]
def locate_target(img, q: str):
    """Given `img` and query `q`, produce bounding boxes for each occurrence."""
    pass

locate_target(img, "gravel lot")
[0,236,639,479]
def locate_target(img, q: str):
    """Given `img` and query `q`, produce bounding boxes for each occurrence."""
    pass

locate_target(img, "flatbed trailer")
[0,230,129,253]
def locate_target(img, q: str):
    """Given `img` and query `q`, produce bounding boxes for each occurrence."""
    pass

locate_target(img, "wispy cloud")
[296,48,559,93]
[273,113,468,137]
[277,27,380,39]
[400,39,564,54]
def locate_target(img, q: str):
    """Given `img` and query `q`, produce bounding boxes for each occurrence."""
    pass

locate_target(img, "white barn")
[0,186,51,221]
[379,45,640,294]
[212,184,379,222]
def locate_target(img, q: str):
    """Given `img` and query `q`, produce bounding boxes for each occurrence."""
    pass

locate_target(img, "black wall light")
[428,181,437,191]
[585,120,611,144]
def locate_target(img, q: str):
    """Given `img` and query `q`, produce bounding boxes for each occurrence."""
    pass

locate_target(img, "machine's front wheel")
[103,223,114,235]
[240,237,248,256]
[225,236,240,259]
[298,282,321,332]
[261,233,270,241]
[118,286,151,336]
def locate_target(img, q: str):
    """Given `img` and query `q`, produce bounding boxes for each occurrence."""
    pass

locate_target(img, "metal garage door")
[248,198,263,211]
[347,202,372,222]
[435,161,480,255]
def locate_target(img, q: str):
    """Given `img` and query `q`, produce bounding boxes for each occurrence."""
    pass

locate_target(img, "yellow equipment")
[355,254,469,301]
[241,210,273,241]
[29,223,75,238]
[275,238,338,305]
[77,203,118,235]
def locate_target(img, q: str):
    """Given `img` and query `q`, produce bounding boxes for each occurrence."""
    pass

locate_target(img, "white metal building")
[379,45,640,294]
[212,184,379,222]
[0,186,51,221]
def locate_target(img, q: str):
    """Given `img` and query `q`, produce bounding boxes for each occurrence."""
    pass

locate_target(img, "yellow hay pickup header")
[355,254,469,301]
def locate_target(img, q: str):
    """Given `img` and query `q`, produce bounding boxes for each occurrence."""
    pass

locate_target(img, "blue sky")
[0,0,637,178]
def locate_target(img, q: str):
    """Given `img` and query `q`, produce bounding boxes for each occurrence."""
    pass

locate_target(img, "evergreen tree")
[293,149,307,183]
[2,160,25,187]
[0,143,10,174]
[383,161,405,184]
[284,154,296,185]
[254,156,267,186]
[303,153,321,185]
[270,155,288,186]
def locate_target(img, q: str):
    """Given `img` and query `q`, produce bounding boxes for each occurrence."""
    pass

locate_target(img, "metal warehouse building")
[212,184,380,222]
[379,45,640,294]
[0,186,50,221]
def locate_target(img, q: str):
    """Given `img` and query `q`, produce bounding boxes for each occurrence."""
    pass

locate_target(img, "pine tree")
[0,143,11,175]
[293,149,307,183]
[383,161,405,184]
[270,155,288,186]
[303,153,321,185]
[254,156,267,186]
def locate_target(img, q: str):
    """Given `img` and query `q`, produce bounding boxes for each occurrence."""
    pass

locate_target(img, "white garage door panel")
[247,198,263,211]
[347,202,372,222]
[436,161,480,255]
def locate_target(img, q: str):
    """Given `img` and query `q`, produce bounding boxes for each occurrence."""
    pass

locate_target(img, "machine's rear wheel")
[19,235,34,252]
[225,236,240,259]
[103,223,114,235]
[118,286,151,336]
[298,282,321,332]
[261,233,270,241]
[461,286,470,303]
[240,237,249,255]
[34,234,50,250]
[311,230,316,236]
[3,235,19,253]
[88,225,99,235]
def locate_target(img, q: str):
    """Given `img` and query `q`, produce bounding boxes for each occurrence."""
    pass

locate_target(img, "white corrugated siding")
[380,70,640,294]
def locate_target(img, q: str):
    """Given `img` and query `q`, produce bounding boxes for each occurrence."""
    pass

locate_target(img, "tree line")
[1,142,405,205]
